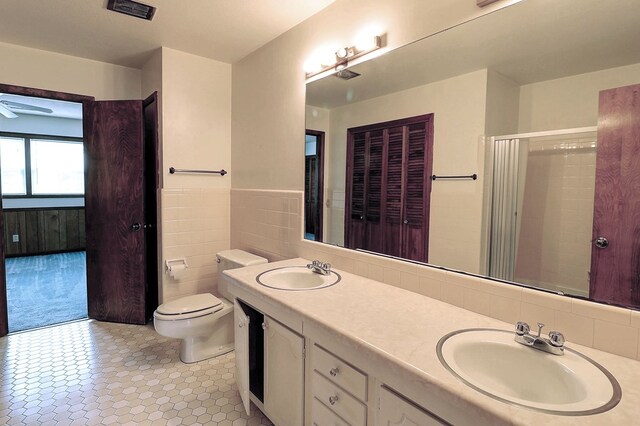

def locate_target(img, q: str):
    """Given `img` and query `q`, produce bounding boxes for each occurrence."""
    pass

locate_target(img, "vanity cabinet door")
[234,299,251,416]
[263,315,304,426]
[377,386,448,426]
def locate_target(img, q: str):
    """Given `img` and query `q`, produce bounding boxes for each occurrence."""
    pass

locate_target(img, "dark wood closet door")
[365,130,384,253]
[590,83,640,307]
[345,132,367,249]
[83,100,147,324]
[402,121,433,261]
[382,126,405,258]
[345,114,433,262]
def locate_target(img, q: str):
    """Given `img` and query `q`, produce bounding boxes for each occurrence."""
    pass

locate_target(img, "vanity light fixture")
[305,34,383,80]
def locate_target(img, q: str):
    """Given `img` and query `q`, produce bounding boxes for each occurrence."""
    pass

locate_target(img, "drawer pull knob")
[328,395,339,405]
[329,367,339,377]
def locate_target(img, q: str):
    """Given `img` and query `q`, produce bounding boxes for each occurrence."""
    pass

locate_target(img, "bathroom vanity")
[225,259,640,425]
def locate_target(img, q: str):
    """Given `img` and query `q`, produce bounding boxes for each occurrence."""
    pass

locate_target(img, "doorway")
[0,83,159,336]
[0,92,88,333]
[304,130,324,242]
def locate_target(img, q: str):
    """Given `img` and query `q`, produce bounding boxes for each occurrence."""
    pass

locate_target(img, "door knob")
[594,236,609,249]
[403,219,409,224]
[131,223,142,231]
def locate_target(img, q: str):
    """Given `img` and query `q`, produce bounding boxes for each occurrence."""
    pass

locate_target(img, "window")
[0,137,27,195]
[0,135,84,197]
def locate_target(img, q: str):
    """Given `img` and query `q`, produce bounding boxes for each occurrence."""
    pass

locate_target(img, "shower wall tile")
[160,188,230,304]
[230,188,640,360]
[514,146,595,297]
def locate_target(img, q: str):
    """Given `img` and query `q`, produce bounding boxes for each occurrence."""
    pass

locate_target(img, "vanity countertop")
[224,258,640,425]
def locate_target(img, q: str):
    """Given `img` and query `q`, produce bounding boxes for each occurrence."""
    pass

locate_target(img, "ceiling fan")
[0,98,53,119]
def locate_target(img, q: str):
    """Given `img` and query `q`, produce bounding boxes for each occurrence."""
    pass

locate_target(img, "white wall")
[518,62,640,132]
[145,48,232,303]
[0,41,140,100]
[161,48,231,190]
[485,70,520,136]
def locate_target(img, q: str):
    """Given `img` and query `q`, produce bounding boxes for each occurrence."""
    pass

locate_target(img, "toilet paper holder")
[165,258,189,275]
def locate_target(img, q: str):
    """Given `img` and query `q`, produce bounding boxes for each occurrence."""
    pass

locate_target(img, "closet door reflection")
[345,114,433,262]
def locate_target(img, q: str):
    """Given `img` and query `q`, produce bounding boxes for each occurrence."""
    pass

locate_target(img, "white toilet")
[153,249,267,363]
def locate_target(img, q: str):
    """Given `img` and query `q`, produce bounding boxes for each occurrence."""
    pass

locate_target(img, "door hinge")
[302,347,306,359]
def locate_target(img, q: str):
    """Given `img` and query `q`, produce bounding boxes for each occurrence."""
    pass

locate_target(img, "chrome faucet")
[307,260,331,275]
[514,321,565,356]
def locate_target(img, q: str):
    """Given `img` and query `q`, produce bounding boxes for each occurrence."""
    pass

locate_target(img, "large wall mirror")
[304,0,640,310]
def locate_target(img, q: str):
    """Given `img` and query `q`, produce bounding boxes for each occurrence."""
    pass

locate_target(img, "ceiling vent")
[107,0,156,21]
[334,69,361,80]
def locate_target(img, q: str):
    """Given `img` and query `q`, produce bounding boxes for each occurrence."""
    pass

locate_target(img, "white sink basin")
[437,329,621,415]
[256,266,341,290]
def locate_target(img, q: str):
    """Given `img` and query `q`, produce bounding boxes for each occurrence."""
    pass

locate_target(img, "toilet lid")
[157,293,223,316]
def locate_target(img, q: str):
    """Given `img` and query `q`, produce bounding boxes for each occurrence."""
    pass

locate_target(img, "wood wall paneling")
[2,208,86,257]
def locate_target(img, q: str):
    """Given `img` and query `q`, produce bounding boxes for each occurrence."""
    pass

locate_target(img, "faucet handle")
[322,262,331,270]
[515,321,530,336]
[548,331,565,348]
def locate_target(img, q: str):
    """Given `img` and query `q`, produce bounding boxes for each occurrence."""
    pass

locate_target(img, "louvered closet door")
[346,132,367,249]
[382,126,405,258]
[346,114,433,262]
[365,129,384,253]
[402,122,431,262]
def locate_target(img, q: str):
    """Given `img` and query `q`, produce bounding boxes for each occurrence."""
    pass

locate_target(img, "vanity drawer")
[312,372,366,426]
[312,397,350,426]
[312,344,367,401]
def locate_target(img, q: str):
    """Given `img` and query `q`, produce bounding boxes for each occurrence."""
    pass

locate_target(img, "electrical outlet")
[12,235,19,243]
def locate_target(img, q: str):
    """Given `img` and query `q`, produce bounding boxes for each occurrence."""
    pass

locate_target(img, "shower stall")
[487,127,598,297]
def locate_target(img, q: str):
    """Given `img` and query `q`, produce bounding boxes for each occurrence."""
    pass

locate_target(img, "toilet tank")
[216,249,267,300]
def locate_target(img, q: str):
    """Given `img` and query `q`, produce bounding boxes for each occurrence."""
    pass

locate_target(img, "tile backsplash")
[230,188,640,361]
[160,188,230,303]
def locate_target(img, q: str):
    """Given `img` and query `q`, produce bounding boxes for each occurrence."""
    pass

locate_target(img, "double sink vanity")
[225,259,639,425]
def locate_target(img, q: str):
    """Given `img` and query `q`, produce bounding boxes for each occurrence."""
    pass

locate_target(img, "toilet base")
[180,341,234,364]
[178,306,235,363]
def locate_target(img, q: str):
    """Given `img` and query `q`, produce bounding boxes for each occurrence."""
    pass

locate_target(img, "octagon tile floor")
[0,320,273,426]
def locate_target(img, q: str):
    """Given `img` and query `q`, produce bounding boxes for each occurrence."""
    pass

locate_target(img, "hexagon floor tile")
[0,320,274,425]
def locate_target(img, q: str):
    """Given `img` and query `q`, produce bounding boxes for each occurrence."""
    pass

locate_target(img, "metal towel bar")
[431,173,477,181]
[169,167,227,176]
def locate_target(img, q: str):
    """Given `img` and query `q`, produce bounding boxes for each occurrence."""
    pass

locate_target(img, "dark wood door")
[143,93,159,320]
[590,83,640,308]
[83,100,147,324]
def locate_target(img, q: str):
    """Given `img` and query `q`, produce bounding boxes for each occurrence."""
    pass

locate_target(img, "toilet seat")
[155,293,224,321]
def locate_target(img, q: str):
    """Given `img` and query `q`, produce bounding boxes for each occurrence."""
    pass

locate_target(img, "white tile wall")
[160,188,230,303]
[231,188,640,361]
[515,137,596,297]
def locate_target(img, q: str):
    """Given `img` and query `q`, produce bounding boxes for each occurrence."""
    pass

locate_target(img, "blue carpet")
[6,251,87,332]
